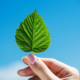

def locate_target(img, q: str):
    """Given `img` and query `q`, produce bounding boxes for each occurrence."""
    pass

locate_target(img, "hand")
[17,54,79,80]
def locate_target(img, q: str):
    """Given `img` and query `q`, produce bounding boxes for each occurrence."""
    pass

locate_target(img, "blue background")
[0,0,80,79]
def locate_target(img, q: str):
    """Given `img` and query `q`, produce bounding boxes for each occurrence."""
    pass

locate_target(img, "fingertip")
[17,70,20,75]
[17,69,22,73]
[17,69,24,76]
[17,67,35,77]
[17,70,19,74]
[22,57,24,61]
[22,57,27,61]
[22,57,28,65]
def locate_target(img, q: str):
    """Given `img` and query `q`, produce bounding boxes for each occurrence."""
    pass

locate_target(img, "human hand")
[17,54,79,80]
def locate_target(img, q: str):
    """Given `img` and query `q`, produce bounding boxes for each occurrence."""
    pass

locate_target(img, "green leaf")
[15,9,51,53]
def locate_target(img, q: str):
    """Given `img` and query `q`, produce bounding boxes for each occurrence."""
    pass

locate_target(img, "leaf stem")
[32,51,33,54]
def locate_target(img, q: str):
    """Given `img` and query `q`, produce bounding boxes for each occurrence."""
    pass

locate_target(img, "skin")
[17,54,79,80]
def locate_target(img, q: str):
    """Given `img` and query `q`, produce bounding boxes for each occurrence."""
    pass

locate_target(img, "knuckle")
[48,58,56,66]
[33,61,44,71]
[49,58,54,64]
[72,67,79,79]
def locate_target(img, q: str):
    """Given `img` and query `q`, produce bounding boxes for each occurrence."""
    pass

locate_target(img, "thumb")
[27,54,60,80]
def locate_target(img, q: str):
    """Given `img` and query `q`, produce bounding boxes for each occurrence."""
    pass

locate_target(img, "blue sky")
[0,0,80,80]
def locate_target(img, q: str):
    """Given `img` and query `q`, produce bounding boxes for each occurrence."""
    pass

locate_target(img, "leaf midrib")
[32,11,36,51]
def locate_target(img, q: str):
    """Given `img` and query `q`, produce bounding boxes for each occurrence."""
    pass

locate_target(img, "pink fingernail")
[27,54,37,64]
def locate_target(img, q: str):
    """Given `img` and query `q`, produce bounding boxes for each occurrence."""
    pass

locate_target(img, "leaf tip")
[34,9,37,13]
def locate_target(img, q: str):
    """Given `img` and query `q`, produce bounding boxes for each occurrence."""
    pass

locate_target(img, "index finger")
[40,58,72,74]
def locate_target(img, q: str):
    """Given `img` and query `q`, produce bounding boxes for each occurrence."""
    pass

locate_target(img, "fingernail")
[18,69,23,71]
[27,54,37,65]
